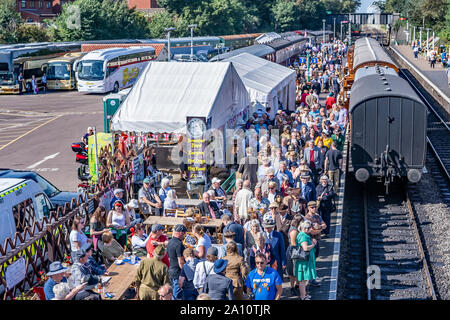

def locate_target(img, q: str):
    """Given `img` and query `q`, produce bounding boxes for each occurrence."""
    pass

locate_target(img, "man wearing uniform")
[134,245,170,300]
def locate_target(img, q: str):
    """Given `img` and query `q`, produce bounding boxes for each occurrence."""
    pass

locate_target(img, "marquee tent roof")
[223,52,296,111]
[110,61,250,133]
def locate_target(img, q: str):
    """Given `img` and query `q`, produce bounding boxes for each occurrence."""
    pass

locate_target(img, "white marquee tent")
[223,53,296,116]
[110,61,250,134]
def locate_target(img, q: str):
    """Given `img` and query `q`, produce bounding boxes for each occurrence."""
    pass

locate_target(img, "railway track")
[343,180,436,300]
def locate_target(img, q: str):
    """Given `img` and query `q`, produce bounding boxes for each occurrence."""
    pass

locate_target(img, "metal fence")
[0,139,147,300]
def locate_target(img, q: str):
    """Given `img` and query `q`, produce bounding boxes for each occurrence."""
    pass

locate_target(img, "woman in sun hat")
[202,259,234,300]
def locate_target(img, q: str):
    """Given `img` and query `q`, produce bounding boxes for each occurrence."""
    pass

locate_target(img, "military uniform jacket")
[134,257,170,292]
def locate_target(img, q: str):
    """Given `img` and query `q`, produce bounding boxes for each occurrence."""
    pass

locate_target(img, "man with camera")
[245,252,282,300]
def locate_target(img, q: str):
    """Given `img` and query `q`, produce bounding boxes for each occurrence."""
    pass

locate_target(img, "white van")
[0,178,53,247]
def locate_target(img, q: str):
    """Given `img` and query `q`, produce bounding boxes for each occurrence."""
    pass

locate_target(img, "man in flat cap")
[70,249,102,300]
[295,171,317,203]
[139,177,163,216]
[135,245,170,300]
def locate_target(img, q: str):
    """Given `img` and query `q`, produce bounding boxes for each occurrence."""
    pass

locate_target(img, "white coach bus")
[75,47,156,93]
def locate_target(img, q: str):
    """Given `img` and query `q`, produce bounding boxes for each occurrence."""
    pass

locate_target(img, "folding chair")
[175,209,188,218]
[164,208,177,217]
[138,201,152,220]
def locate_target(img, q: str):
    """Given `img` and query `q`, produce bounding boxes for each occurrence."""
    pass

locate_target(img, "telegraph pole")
[188,24,197,61]
[348,13,351,45]
[333,18,336,41]
[323,19,326,44]
[165,27,175,62]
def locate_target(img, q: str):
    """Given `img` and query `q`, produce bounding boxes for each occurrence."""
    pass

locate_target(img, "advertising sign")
[186,117,207,181]
[88,132,113,184]
[132,153,145,183]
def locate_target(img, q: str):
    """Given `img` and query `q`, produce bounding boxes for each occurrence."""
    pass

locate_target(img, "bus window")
[47,62,71,80]
[35,193,51,219]
[106,57,119,77]
[77,60,104,81]
[0,72,14,85]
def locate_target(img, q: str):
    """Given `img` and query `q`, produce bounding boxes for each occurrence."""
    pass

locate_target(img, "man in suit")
[303,140,323,180]
[238,147,258,190]
[275,204,293,250]
[197,192,221,219]
[262,213,286,279]
[295,171,317,203]
[311,78,321,95]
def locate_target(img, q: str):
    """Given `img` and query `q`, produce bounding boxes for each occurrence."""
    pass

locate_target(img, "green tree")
[371,0,386,12]
[0,0,22,43]
[52,0,149,41]
[148,10,188,38]
[440,0,450,41]
[321,0,361,14]
[16,24,53,43]
[271,0,299,32]
[296,0,327,30]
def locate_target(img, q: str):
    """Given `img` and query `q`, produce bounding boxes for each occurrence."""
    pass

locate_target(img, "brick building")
[126,0,164,15]
[16,0,163,23]
[15,0,74,23]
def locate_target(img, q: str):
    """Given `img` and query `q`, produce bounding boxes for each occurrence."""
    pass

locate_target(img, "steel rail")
[363,187,371,300]
[405,191,438,300]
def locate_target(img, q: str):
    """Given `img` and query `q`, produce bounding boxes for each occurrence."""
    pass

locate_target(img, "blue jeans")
[182,289,199,300]
[171,278,182,300]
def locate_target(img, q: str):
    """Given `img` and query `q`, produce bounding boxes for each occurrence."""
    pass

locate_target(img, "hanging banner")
[132,153,145,183]
[88,132,113,184]
[186,117,207,181]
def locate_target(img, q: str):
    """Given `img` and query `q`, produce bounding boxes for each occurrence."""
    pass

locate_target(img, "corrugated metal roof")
[349,74,424,112]
[265,38,291,50]
[353,37,397,71]
[209,44,274,62]
[219,33,262,40]
[81,43,165,57]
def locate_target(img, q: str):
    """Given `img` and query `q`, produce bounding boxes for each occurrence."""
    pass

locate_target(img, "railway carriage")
[347,38,428,191]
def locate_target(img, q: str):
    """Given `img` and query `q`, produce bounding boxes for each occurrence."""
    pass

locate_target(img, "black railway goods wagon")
[349,67,427,191]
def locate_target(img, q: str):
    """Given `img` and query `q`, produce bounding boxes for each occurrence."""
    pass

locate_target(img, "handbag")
[290,245,310,262]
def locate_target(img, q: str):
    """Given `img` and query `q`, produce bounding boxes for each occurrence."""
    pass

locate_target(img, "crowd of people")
[43,39,348,301]
[411,41,450,87]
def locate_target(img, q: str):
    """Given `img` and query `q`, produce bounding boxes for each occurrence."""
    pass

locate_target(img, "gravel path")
[408,158,450,300]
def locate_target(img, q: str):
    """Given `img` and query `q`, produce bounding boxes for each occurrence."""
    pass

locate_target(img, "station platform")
[392,45,450,98]
[280,92,347,301]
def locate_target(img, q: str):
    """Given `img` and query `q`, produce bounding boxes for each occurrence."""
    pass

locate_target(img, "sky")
[358,0,375,13]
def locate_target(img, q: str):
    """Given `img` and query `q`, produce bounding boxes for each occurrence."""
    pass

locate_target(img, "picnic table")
[143,216,223,243]
[101,255,138,300]
[143,216,222,229]
[176,198,233,208]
